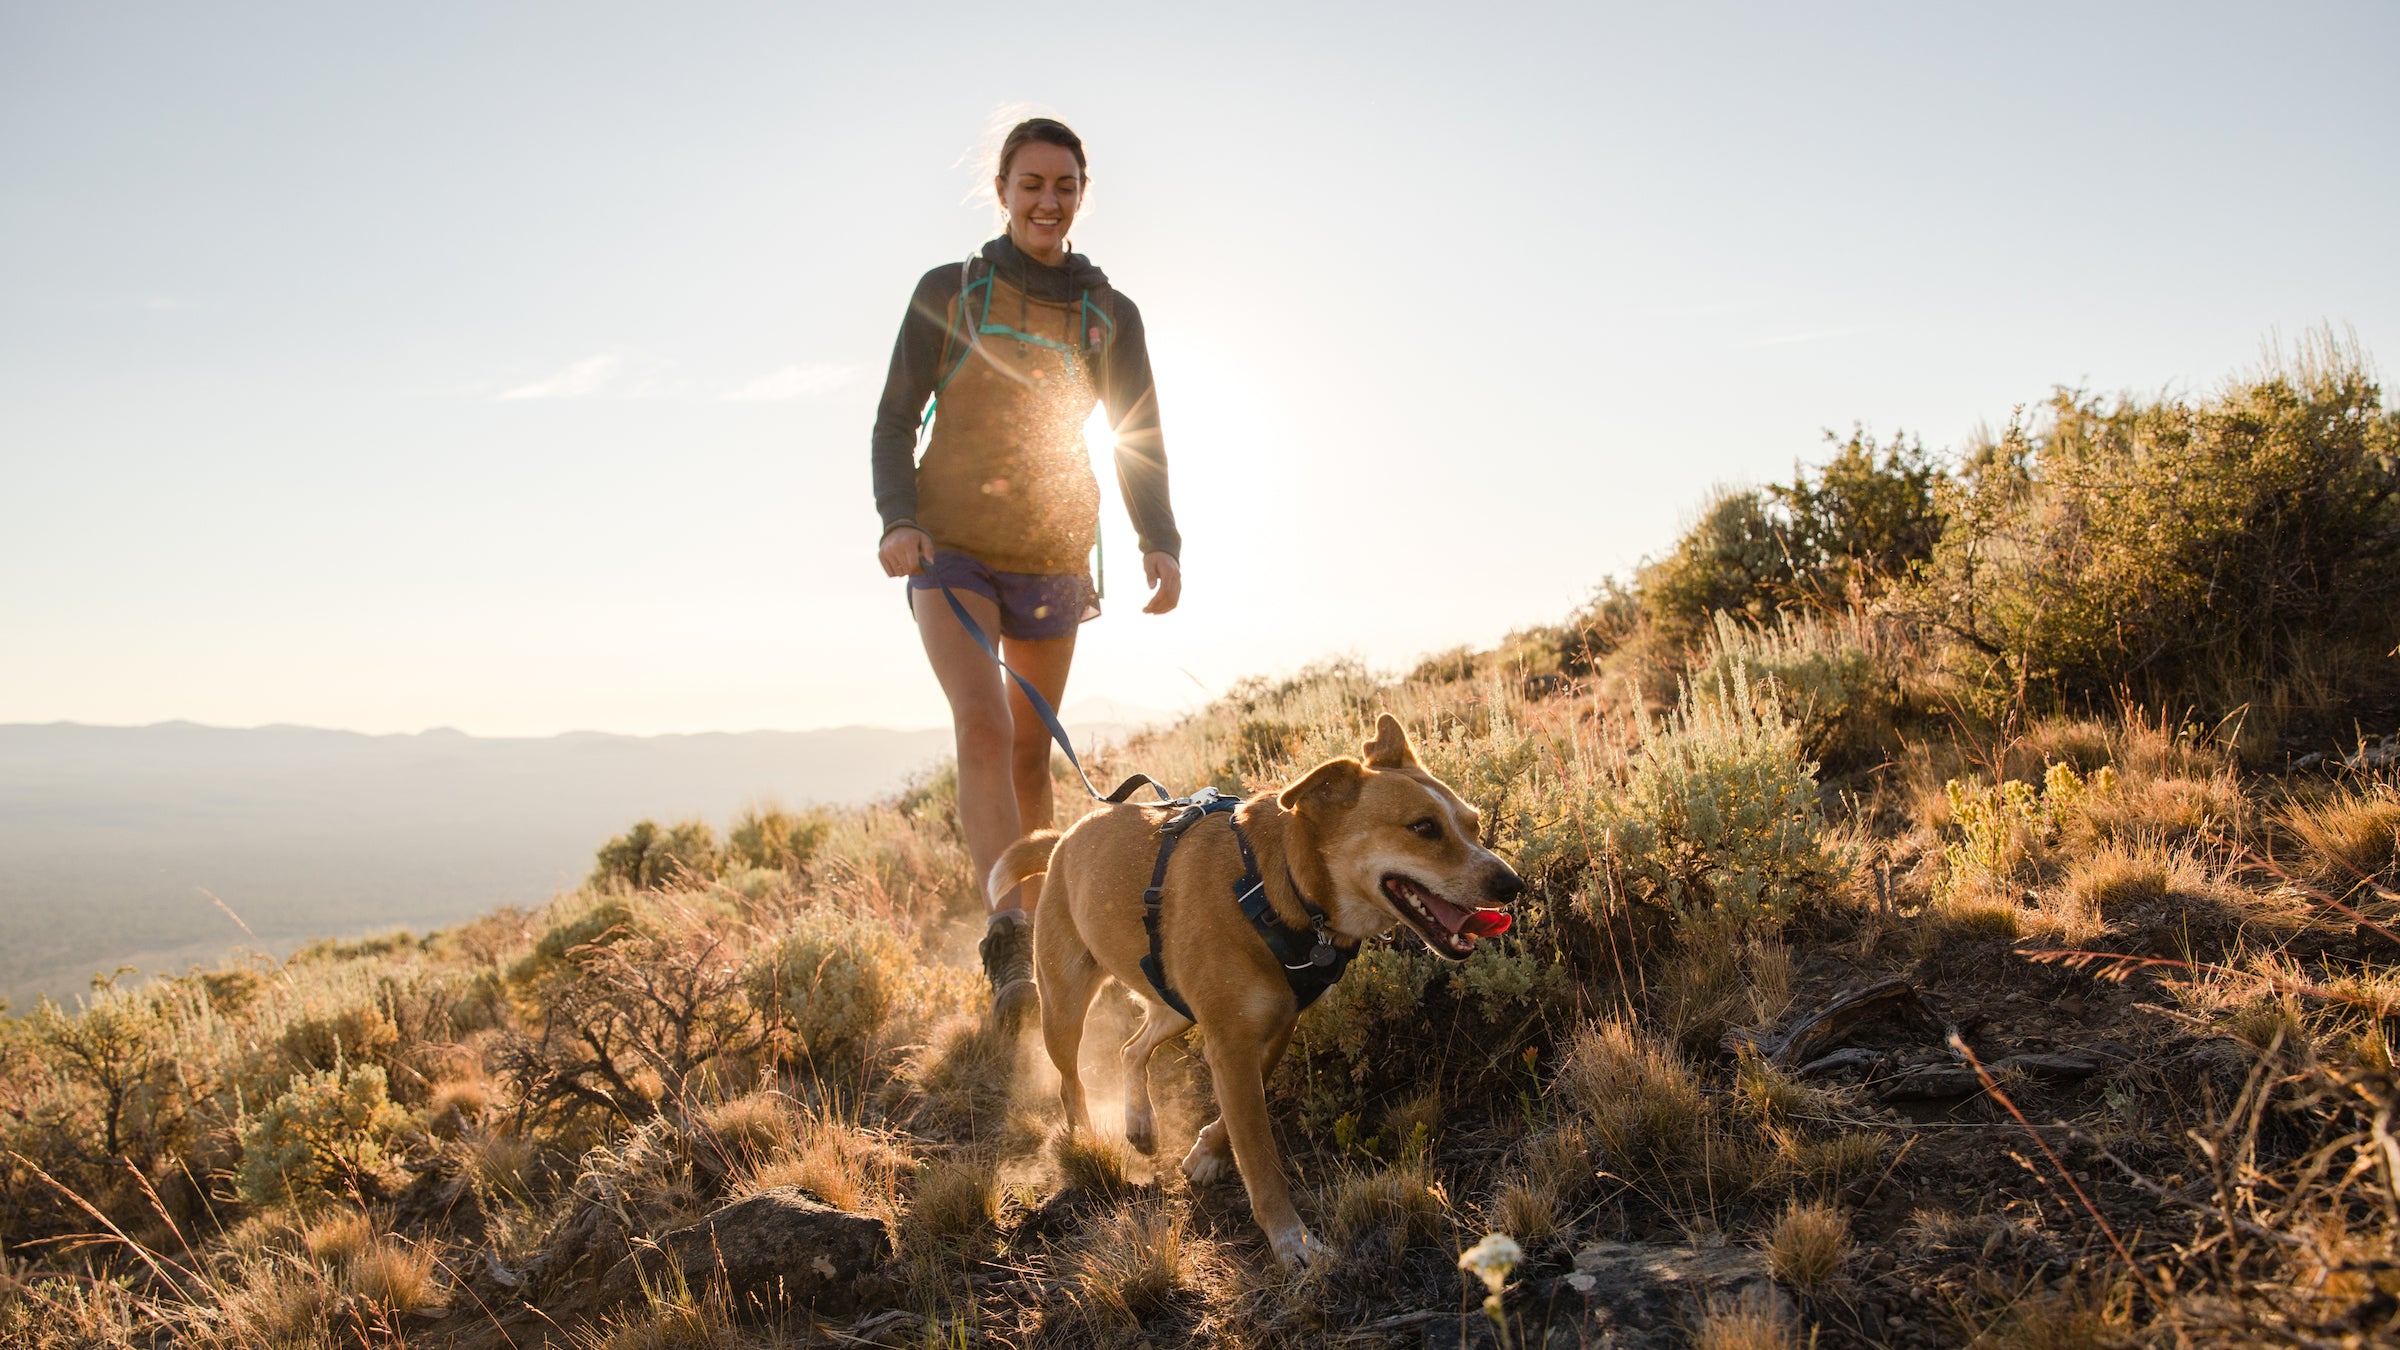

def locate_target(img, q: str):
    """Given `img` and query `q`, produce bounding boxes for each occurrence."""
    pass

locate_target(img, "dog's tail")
[987,831,1063,909]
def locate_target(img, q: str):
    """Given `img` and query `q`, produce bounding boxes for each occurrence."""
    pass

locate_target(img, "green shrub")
[1557,580,1642,677]
[277,1002,400,1078]
[1640,489,1794,641]
[724,806,833,873]
[1689,611,1894,770]
[1601,666,1837,922]
[508,895,638,991]
[1275,942,1436,1132]
[1765,427,1943,601]
[1639,433,1943,643]
[744,908,921,1068]
[1939,761,2118,904]
[237,1064,411,1207]
[1909,337,2400,716]
[590,819,719,891]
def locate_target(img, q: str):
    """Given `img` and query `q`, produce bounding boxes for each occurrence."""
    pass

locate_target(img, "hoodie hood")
[980,235,1108,301]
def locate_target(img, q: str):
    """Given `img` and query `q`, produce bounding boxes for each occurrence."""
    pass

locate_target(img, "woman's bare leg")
[912,588,1077,1028]
[1000,630,1078,897]
[912,587,1020,903]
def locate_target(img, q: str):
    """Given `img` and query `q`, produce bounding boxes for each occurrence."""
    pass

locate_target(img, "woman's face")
[996,142,1082,261]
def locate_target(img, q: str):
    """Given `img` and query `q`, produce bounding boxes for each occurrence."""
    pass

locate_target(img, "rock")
[596,1186,894,1318]
[1529,1242,1787,1348]
[2345,736,2399,772]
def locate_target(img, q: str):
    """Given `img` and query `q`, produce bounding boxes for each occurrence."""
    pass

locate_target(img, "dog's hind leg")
[1033,882,1105,1134]
[1118,1001,1191,1155]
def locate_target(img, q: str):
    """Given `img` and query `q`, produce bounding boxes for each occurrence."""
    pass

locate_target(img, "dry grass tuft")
[2079,770,2247,845]
[2017,719,2114,775]
[912,1158,999,1240]
[1765,1198,1848,1294]
[299,1209,374,1268]
[1324,1156,1446,1252]
[1555,1018,1706,1177]
[1969,1279,2131,1349]
[891,1014,1018,1133]
[1921,893,2025,948]
[1522,1123,1594,1195]
[214,1263,333,1345]
[1770,1127,1887,1191]
[1487,1175,1562,1245]
[1693,1287,1797,1350]
[466,1128,540,1201]
[1382,1088,1443,1154]
[343,1239,445,1314]
[2038,843,2207,942]
[737,1110,909,1215]
[585,1279,740,1350]
[1052,1129,1134,1201]
[2282,788,2400,891]
[426,1076,494,1138]
[2226,990,2310,1055]
[1732,1054,1817,1125]
[1064,1204,1210,1328]
[695,1090,793,1163]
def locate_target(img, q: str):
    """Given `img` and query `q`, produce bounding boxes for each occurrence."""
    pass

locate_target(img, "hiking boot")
[980,909,1038,1032]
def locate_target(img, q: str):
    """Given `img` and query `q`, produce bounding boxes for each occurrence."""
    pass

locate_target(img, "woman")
[870,117,1182,1029]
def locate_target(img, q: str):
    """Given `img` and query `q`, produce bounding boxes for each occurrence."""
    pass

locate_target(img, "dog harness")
[1138,789,1357,1022]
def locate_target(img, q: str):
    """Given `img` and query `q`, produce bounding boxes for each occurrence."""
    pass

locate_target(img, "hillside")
[0,721,965,1007]
[2,343,2396,1349]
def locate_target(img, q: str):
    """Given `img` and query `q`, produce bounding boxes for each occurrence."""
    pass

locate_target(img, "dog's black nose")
[1487,866,1526,906]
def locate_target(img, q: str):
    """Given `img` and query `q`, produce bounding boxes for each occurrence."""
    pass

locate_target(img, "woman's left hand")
[1142,552,1182,615]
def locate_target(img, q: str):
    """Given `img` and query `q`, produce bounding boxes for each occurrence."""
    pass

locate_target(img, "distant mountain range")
[0,709,1165,1009]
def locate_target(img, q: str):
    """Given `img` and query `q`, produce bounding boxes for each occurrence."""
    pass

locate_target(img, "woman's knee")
[1010,723,1055,777]
[953,701,1013,761]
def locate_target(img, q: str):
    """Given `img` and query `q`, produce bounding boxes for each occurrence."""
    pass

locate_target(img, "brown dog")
[988,714,1524,1267]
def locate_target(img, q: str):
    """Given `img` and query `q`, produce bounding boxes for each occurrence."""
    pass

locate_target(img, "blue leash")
[927,577,1170,805]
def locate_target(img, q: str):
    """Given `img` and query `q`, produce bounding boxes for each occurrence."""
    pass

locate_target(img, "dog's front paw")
[1271,1225,1328,1270]
[1179,1136,1231,1186]
[1125,1106,1157,1156]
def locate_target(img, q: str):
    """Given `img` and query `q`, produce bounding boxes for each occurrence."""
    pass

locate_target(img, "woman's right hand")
[878,524,935,577]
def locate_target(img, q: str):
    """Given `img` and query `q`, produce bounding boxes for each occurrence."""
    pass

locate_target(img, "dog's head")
[1277,713,1526,961]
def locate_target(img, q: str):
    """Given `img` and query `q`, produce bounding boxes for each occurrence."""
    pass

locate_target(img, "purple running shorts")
[908,550,1098,641]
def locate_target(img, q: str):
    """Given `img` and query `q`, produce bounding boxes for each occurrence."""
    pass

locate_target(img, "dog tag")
[1308,935,1340,968]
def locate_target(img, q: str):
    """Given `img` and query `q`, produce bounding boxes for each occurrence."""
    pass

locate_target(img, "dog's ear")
[1362,713,1417,769]
[1279,756,1364,812]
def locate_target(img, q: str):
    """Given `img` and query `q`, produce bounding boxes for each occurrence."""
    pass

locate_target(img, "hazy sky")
[5,2,2395,736]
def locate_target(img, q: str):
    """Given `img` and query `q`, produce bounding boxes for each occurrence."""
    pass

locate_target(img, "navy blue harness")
[917,504,1359,1020]
[1136,789,1357,1022]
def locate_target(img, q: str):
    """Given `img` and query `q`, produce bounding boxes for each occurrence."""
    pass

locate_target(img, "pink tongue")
[1420,889,1473,934]
[1461,909,1513,937]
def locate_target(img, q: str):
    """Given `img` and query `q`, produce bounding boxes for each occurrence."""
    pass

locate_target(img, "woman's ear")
[1278,757,1364,812]
[1362,713,1417,769]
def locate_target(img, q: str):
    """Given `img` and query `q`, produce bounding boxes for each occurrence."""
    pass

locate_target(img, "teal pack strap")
[919,259,996,435]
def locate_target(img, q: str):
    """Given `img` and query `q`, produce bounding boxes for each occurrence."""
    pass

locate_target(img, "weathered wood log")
[1725,975,1948,1066]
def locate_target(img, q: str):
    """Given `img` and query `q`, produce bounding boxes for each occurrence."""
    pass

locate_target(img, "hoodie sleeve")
[869,265,963,533]
[1100,292,1181,560]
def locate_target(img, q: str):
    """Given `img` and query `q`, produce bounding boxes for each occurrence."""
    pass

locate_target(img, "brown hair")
[996,117,1087,180]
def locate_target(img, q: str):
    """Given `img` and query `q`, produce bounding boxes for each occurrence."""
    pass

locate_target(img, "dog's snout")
[1486,866,1526,906]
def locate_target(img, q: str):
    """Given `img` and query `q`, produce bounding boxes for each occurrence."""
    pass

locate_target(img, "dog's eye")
[1408,818,1442,840]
